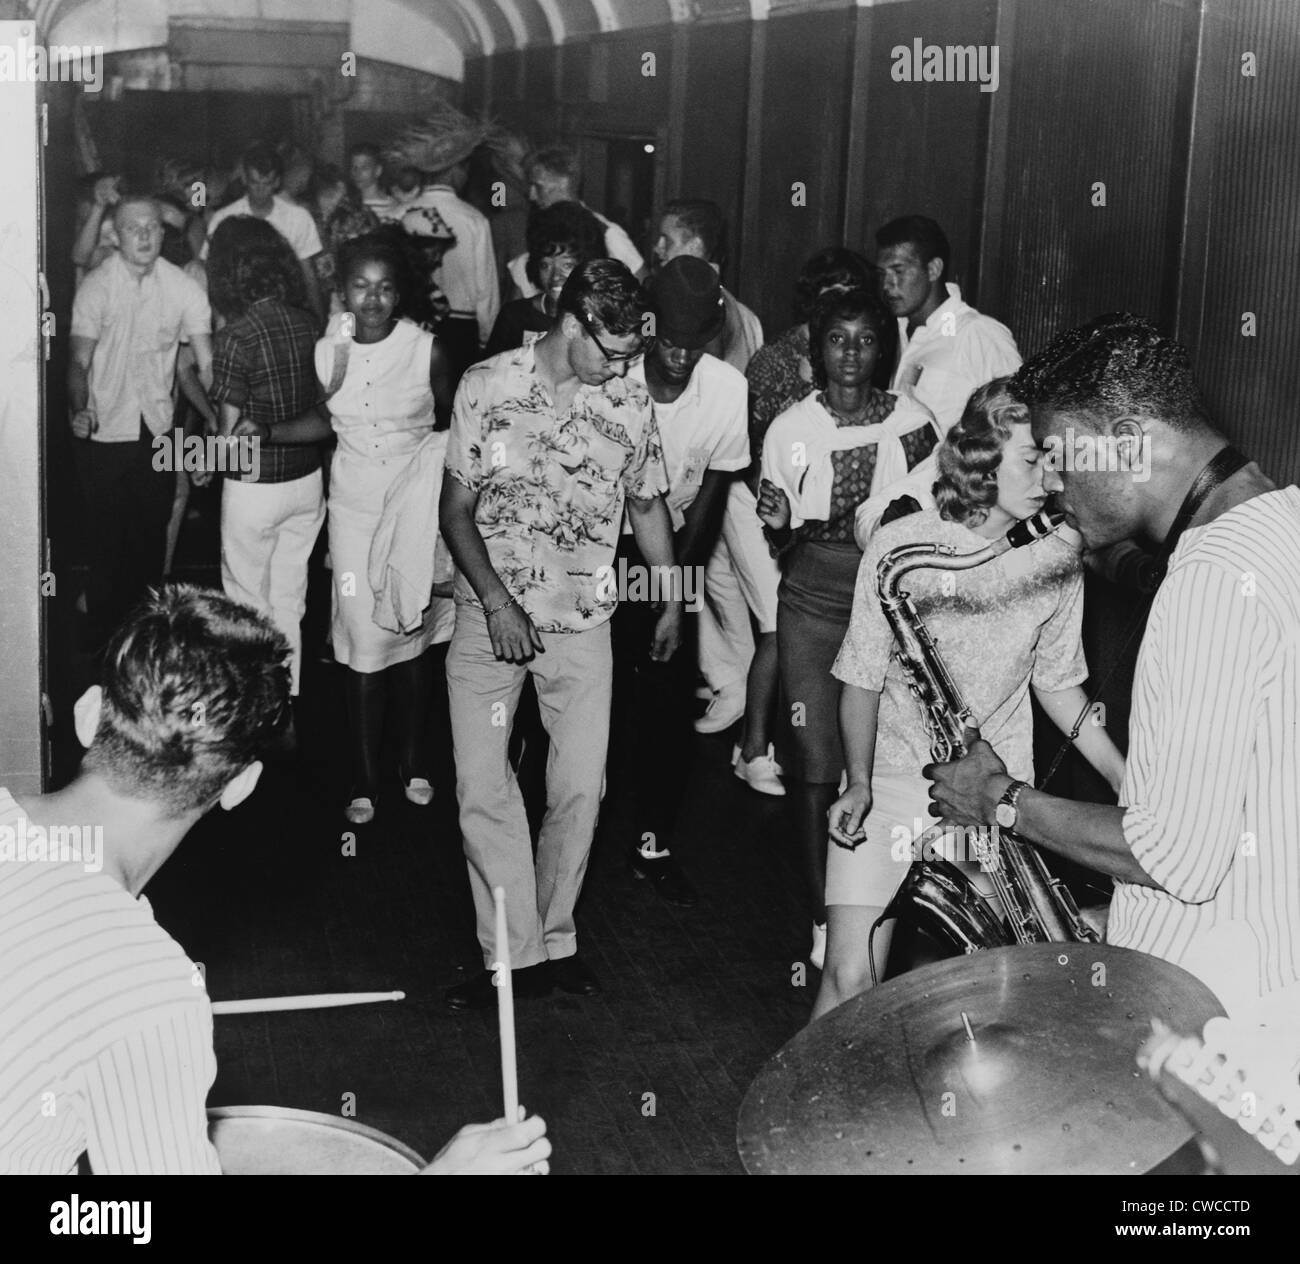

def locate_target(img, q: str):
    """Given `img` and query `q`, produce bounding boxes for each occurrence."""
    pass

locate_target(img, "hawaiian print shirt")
[445,340,669,633]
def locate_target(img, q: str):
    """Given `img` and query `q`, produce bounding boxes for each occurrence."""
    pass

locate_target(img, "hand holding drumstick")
[421,1108,551,1175]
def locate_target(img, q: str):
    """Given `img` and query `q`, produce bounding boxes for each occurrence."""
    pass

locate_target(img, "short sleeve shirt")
[204,196,323,261]
[626,353,749,531]
[832,508,1088,781]
[445,341,668,632]
[210,299,323,483]
[70,254,212,441]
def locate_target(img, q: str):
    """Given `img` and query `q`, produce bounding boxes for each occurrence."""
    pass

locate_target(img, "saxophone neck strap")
[1156,445,1250,580]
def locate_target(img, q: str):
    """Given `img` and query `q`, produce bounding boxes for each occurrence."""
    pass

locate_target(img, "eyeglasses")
[579,311,650,364]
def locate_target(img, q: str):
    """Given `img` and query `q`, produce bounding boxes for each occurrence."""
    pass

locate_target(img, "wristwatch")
[994,779,1031,830]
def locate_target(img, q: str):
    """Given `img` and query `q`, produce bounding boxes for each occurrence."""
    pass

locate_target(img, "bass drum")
[208,1105,425,1175]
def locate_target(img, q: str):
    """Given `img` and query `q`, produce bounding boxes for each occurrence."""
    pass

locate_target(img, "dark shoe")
[444,961,553,1011]
[630,848,698,908]
[549,954,603,997]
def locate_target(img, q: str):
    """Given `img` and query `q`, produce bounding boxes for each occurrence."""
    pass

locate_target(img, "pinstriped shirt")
[1109,487,1300,1013]
[0,790,220,1174]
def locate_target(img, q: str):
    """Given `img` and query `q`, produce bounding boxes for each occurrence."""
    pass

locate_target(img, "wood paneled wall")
[464,0,1300,481]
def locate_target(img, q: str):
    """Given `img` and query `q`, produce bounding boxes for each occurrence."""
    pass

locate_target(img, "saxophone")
[875,507,1098,950]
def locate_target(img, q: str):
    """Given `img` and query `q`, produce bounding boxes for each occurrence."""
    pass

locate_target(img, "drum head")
[208,1106,425,1175]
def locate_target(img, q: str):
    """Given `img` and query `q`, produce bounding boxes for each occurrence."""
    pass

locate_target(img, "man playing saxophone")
[926,315,1300,1019]
[812,380,1126,1020]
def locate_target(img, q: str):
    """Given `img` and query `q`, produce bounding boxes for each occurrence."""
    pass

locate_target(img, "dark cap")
[646,256,726,350]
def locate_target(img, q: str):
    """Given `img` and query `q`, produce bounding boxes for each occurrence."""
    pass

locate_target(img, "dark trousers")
[610,537,699,856]
[437,316,482,396]
[72,420,175,646]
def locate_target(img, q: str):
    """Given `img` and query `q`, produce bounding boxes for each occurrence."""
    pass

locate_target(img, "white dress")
[317,318,440,671]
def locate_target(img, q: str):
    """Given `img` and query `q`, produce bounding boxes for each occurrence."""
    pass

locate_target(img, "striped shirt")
[1109,487,1300,1014]
[0,790,220,1174]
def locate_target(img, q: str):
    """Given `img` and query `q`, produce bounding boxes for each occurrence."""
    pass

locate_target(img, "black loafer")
[549,954,603,997]
[444,961,553,1011]
[630,850,698,908]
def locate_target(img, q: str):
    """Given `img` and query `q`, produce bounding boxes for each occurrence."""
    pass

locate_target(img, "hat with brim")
[386,103,493,175]
[647,256,726,350]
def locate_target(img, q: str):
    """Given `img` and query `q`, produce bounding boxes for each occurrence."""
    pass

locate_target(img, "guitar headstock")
[1140,1018,1300,1175]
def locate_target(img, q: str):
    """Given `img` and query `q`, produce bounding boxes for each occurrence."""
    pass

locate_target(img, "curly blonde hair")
[933,378,1028,527]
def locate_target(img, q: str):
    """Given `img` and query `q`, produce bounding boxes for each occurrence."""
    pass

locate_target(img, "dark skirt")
[775,540,862,784]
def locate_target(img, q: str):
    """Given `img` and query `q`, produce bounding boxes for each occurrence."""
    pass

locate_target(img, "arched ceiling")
[39,0,789,77]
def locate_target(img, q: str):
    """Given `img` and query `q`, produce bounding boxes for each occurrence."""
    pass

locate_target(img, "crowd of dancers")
[17,101,1297,1173]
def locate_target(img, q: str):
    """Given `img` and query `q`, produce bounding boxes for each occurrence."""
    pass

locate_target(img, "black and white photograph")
[0,0,1296,1225]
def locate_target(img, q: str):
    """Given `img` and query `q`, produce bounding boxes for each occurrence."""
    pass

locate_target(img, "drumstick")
[493,886,520,1122]
[211,991,405,1015]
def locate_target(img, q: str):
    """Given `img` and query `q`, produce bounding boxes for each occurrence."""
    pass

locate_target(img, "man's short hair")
[793,246,873,323]
[875,215,951,277]
[242,142,283,180]
[1010,312,1208,433]
[110,191,162,230]
[664,198,726,265]
[348,142,382,164]
[557,258,648,341]
[81,585,292,817]
[527,146,581,185]
[524,201,607,287]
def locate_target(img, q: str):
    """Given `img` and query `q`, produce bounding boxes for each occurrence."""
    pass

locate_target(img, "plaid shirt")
[210,299,324,483]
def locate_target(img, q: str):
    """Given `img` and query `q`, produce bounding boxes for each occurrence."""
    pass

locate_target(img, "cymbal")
[738,943,1225,1175]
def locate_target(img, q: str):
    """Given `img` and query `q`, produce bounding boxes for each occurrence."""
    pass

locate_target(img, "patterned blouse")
[444,340,669,633]
[746,324,812,467]
[797,390,937,545]
[833,508,1088,781]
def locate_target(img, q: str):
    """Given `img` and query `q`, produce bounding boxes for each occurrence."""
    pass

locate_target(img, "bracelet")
[483,594,516,617]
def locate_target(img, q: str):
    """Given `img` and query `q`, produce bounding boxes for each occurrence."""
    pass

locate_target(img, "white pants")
[699,481,781,693]
[220,472,325,695]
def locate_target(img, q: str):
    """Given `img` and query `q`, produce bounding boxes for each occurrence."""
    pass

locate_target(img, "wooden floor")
[45,486,1140,1176]
[141,641,809,1175]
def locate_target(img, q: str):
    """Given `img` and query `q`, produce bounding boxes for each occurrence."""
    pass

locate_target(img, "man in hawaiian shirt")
[440,259,681,1008]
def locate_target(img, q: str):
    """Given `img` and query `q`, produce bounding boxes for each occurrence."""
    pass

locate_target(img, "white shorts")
[825,766,996,908]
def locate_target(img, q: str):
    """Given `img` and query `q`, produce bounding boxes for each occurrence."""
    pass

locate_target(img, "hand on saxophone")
[828,780,873,849]
[923,725,1012,829]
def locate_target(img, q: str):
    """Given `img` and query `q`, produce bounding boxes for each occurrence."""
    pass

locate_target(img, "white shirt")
[0,790,220,1174]
[625,353,749,532]
[70,253,212,441]
[891,282,1021,434]
[412,185,499,345]
[1108,487,1300,1016]
[719,287,764,373]
[203,195,323,262]
[508,207,645,298]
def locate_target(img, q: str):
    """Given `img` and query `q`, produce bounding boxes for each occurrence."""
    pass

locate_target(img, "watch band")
[996,778,1031,827]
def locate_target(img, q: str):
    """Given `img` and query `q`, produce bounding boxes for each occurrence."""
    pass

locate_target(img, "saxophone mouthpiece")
[1005,507,1066,550]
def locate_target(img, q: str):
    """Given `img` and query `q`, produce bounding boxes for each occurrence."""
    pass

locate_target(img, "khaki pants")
[446,604,612,969]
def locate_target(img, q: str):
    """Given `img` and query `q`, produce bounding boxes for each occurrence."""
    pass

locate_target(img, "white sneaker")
[403,778,434,807]
[810,921,827,970]
[694,683,745,734]
[734,749,785,796]
[344,796,375,825]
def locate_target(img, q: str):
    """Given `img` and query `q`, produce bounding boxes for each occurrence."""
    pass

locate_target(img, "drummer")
[0,585,550,1176]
